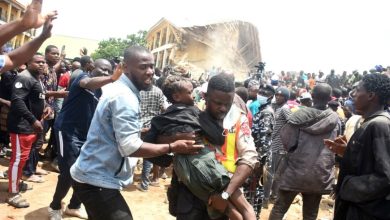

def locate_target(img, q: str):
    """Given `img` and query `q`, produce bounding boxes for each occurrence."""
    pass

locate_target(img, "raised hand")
[111,63,123,81]
[39,12,57,39]
[21,0,58,29]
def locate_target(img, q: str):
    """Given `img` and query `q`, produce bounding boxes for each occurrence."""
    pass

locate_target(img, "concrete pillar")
[153,35,157,50]
[6,4,12,22]
[162,49,167,68]
[20,34,25,45]
[16,9,21,19]
[156,51,161,69]
[158,31,163,48]
[166,26,171,44]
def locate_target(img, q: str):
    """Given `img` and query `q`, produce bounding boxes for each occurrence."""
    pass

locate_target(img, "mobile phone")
[61,45,66,54]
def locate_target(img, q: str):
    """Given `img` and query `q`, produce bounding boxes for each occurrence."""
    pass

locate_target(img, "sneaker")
[7,193,29,208]
[48,207,62,220]
[136,183,148,192]
[64,206,88,219]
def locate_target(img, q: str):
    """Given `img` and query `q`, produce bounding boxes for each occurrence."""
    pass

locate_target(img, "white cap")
[299,92,312,101]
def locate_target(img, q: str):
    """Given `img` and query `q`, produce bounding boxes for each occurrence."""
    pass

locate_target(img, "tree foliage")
[91,30,147,60]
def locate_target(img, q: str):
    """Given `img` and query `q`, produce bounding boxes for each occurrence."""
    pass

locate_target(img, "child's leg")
[230,189,256,220]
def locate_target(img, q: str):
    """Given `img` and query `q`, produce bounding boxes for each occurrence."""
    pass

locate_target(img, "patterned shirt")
[140,85,165,128]
[270,103,291,153]
[40,66,57,108]
[251,103,275,165]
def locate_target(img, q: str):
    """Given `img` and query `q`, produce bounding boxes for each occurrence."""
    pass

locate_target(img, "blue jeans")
[140,159,153,189]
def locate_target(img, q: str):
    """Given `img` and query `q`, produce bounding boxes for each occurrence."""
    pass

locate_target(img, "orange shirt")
[308,78,316,90]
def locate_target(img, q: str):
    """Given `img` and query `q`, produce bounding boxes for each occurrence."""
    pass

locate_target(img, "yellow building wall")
[38,35,99,59]
[0,0,35,48]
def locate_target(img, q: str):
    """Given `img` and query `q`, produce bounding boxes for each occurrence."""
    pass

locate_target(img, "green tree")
[91,30,147,60]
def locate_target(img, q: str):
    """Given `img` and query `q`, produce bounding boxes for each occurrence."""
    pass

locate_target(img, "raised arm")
[79,63,123,90]
[1,10,57,73]
[0,0,56,45]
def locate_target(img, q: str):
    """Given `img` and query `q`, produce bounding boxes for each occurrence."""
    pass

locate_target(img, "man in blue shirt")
[70,46,202,220]
[48,58,117,220]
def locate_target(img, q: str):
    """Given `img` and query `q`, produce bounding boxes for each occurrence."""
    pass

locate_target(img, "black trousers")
[49,130,82,210]
[72,181,133,220]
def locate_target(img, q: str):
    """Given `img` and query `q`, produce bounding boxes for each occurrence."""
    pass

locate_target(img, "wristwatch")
[221,191,230,200]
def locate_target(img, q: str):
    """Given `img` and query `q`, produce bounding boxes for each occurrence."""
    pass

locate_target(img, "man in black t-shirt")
[7,54,51,208]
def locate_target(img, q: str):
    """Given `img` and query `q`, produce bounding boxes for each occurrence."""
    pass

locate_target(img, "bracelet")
[168,143,172,153]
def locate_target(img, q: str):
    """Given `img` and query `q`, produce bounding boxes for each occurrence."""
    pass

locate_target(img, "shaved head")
[123,46,150,63]
[91,58,112,77]
[312,83,332,105]
[94,58,111,67]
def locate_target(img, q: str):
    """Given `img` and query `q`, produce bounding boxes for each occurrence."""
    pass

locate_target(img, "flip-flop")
[35,168,49,175]
[7,194,30,208]
[23,175,45,183]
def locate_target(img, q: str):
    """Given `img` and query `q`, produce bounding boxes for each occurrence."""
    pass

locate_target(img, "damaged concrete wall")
[147,19,261,80]
[179,21,261,80]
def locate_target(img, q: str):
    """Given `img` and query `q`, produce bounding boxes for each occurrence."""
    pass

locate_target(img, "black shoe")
[19,181,33,192]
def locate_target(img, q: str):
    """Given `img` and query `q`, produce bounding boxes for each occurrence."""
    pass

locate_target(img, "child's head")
[162,75,194,105]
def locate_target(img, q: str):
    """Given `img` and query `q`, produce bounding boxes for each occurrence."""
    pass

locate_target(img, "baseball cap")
[299,92,312,101]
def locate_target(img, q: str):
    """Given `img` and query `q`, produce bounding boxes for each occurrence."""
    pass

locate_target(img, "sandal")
[23,174,45,183]
[7,194,30,208]
[35,168,49,175]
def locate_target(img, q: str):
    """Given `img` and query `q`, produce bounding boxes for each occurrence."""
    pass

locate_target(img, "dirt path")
[0,158,333,220]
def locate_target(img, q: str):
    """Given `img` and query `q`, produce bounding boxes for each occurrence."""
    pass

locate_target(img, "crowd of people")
[1,1,390,220]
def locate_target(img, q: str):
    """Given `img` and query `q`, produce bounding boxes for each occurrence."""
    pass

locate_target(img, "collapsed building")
[145,18,262,80]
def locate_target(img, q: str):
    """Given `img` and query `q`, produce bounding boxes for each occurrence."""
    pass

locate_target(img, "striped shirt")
[270,103,291,153]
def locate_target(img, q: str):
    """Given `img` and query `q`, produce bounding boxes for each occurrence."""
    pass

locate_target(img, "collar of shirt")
[118,74,140,101]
